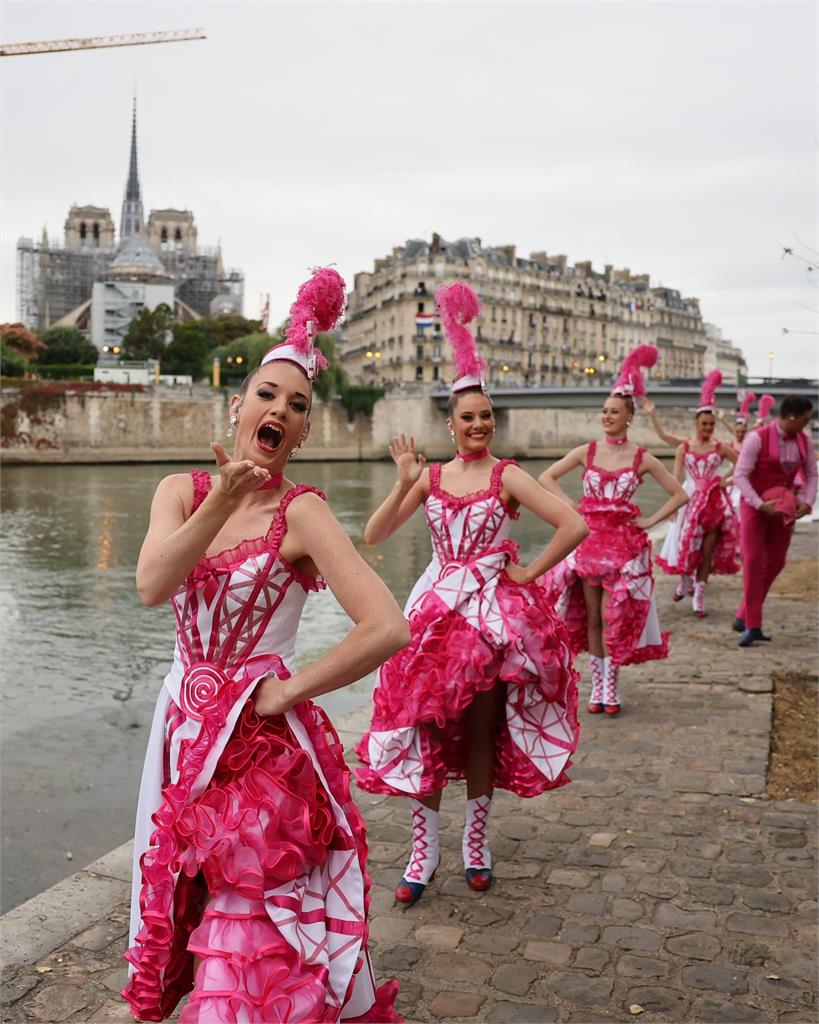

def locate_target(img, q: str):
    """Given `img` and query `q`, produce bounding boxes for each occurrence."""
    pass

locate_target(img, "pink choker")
[604,436,628,446]
[456,448,490,462]
[257,471,285,491]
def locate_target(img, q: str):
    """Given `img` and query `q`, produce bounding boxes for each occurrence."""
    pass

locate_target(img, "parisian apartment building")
[339,234,746,388]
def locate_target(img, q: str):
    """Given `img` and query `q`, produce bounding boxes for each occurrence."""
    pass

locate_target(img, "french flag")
[415,313,435,329]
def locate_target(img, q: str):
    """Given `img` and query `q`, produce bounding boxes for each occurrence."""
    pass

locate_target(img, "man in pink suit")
[733,395,816,646]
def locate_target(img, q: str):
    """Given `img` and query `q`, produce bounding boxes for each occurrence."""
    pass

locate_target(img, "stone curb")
[0,845,132,971]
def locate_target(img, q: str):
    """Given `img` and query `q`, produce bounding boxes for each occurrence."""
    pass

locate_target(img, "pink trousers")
[736,502,794,630]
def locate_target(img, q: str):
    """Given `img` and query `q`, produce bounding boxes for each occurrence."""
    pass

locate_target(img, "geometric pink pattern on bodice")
[425,460,519,566]
[682,442,725,485]
[581,442,645,506]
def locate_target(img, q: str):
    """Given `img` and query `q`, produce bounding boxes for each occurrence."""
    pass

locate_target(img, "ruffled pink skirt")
[656,478,739,577]
[123,702,400,1023]
[542,505,669,667]
[356,571,579,798]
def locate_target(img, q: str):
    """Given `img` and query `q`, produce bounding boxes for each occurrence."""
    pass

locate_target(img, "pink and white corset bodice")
[164,472,325,734]
[579,443,645,527]
[424,460,519,570]
[681,443,724,491]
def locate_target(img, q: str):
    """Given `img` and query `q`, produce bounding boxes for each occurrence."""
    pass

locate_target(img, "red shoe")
[395,863,437,905]
[587,702,604,714]
[465,867,492,891]
[603,704,621,716]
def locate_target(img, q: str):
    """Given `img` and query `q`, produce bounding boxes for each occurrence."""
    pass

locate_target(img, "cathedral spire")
[120,94,145,240]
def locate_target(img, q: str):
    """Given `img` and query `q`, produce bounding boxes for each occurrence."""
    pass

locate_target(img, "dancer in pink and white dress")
[356,283,587,905]
[540,346,687,716]
[122,270,407,1023]
[718,392,756,514]
[654,372,740,616]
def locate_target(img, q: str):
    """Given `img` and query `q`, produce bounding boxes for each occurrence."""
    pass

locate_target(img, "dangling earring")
[288,445,300,461]
[450,431,456,444]
[226,413,238,438]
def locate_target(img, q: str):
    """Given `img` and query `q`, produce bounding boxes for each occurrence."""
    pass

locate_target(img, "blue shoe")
[739,628,772,647]
[732,618,745,633]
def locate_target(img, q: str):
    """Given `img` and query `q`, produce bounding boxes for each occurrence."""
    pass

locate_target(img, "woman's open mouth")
[257,423,284,453]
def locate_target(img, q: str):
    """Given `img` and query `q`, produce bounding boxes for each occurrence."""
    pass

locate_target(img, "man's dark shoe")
[739,628,772,647]
[732,618,745,633]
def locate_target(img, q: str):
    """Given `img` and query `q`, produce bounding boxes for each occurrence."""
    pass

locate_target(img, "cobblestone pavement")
[2,527,816,1024]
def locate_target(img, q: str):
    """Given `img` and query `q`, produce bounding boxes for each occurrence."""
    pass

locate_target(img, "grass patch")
[768,668,819,803]
[771,558,818,603]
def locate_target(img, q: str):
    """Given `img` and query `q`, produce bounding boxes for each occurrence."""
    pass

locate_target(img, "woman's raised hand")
[211,441,270,500]
[641,398,655,414]
[388,433,426,488]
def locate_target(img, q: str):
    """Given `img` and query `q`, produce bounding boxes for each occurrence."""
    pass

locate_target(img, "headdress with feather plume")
[757,394,775,421]
[697,369,723,413]
[436,282,487,394]
[611,344,658,400]
[260,267,346,380]
[736,391,756,424]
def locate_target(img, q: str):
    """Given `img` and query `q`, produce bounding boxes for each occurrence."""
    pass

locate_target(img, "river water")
[1,459,668,910]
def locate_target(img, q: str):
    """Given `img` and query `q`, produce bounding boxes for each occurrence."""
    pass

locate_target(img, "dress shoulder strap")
[492,458,519,494]
[428,462,442,490]
[190,469,212,514]
[586,441,597,467]
[268,484,328,553]
[277,483,327,518]
[632,446,646,473]
[683,439,690,454]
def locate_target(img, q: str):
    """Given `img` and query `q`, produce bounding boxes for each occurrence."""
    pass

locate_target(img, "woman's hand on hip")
[254,675,294,717]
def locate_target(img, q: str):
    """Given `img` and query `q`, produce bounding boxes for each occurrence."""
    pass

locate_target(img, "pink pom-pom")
[436,282,486,379]
[758,394,775,420]
[699,369,723,410]
[612,344,659,399]
[284,267,347,372]
[738,391,756,419]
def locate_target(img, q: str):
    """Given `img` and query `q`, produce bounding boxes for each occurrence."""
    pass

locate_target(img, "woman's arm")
[537,445,587,509]
[641,398,685,448]
[255,494,410,715]
[363,434,428,545]
[503,466,589,583]
[135,443,271,607]
[719,442,738,486]
[673,443,685,483]
[632,453,688,530]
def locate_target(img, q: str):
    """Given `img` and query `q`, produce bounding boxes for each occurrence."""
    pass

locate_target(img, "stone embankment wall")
[0,385,696,463]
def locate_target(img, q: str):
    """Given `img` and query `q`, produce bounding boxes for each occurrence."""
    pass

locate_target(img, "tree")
[1,323,46,361]
[39,326,98,365]
[163,321,211,379]
[209,314,262,348]
[1,339,27,377]
[122,304,173,361]
[313,332,349,404]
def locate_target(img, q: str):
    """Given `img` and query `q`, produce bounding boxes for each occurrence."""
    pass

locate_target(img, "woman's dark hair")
[780,395,814,418]
[695,408,716,420]
[608,392,635,416]
[447,385,492,416]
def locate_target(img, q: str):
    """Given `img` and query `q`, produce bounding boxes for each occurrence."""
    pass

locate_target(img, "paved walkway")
[2,527,816,1024]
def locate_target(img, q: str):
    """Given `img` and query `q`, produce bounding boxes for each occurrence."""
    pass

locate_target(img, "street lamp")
[768,351,775,382]
[365,350,382,372]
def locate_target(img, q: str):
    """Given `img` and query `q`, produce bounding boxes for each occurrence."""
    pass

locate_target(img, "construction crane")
[0,27,206,58]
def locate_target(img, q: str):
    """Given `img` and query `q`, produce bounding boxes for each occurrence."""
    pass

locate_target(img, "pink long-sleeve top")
[734,424,817,509]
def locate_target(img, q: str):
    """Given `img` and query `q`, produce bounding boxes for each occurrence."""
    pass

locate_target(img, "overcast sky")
[1,0,816,378]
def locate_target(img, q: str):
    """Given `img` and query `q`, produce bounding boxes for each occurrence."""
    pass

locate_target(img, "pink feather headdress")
[436,282,487,394]
[697,369,723,413]
[611,344,658,399]
[736,391,756,424]
[758,394,775,421]
[261,267,346,380]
